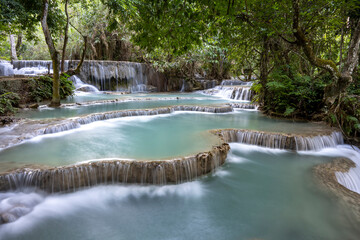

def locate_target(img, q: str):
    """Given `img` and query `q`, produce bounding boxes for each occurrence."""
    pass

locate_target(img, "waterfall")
[69,75,99,92]
[0,61,14,76]
[12,60,55,75]
[294,132,344,151]
[333,145,360,194]
[180,79,185,92]
[203,86,254,101]
[221,80,253,86]
[172,105,233,113]
[42,105,233,134]
[0,144,230,193]
[0,60,155,93]
[213,129,344,151]
[228,103,258,110]
[195,80,217,89]
[83,61,150,92]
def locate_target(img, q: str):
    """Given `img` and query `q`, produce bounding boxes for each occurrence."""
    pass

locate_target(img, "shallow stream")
[0,91,359,240]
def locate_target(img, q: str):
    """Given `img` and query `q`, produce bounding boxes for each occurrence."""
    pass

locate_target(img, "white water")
[69,75,99,92]
[0,60,54,76]
[0,61,14,76]
[298,145,360,194]
[180,79,185,92]
[0,60,151,93]
[203,85,253,101]
[220,79,253,86]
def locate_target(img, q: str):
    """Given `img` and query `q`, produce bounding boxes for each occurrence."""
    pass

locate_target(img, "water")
[202,85,254,101]
[0,60,54,76]
[0,111,333,169]
[69,75,99,92]
[1,83,360,238]
[62,92,215,104]
[0,144,359,240]
[16,95,229,119]
[0,60,155,93]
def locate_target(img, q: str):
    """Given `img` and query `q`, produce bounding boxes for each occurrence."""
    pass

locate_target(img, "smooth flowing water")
[0,144,359,240]
[16,95,229,119]
[0,89,359,239]
[0,111,330,170]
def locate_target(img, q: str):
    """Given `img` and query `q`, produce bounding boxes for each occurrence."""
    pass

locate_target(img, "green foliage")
[264,65,327,118]
[29,75,74,102]
[0,92,20,115]
[332,95,360,138]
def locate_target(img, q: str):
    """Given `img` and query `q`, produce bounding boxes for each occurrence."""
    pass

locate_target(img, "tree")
[291,0,360,107]
[41,0,61,107]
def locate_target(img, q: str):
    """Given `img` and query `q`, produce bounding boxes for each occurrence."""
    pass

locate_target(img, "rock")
[76,86,96,92]
[8,206,31,218]
[29,103,39,109]
[0,117,15,126]
[1,213,17,223]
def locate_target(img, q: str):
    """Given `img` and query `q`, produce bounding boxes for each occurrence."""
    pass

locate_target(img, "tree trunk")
[41,0,61,107]
[292,0,360,105]
[259,36,270,107]
[9,34,18,62]
[100,29,109,59]
[75,36,88,74]
[61,0,69,73]
[15,33,22,58]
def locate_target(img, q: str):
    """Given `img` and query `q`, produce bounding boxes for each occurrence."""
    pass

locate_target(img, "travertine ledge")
[211,129,343,151]
[0,143,230,193]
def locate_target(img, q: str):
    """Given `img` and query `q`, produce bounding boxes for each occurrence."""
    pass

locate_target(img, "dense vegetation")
[0,0,359,141]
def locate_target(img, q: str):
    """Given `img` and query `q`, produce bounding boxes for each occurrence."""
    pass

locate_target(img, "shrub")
[29,74,74,102]
[263,65,328,118]
[0,92,20,115]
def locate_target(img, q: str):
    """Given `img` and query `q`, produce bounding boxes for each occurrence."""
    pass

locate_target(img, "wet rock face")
[0,143,230,193]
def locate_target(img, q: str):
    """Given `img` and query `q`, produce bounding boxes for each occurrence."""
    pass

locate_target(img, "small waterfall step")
[202,85,254,101]
[212,129,344,151]
[69,75,99,92]
[0,143,230,193]
[0,105,234,150]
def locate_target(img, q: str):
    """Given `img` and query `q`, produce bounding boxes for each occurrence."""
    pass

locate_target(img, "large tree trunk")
[9,34,18,62]
[61,0,69,73]
[259,36,270,107]
[41,0,61,107]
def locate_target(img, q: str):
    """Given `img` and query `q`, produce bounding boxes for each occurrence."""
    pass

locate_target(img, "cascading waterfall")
[0,61,14,76]
[0,105,234,150]
[213,129,344,151]
[84,61,149,92]
[228,103,258,110]
[220,79,253,86]
[333,145,360,194]
[0,143,230,192]
[180,79,185,92]
[0,60,154,93]
[43,106,232,134]
[203,85,254,101]
[294,131,344,151]
[69,75,99,92]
